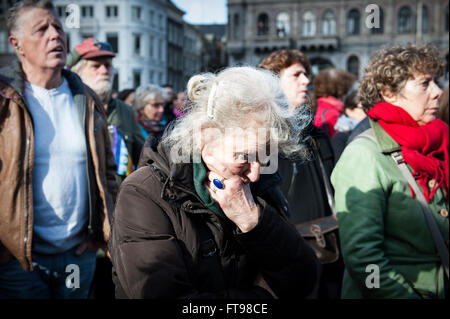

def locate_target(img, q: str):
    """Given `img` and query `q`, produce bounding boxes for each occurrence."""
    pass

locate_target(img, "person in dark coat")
[259,49,342,299]
[109,66,319,299]
[258,50,335,224]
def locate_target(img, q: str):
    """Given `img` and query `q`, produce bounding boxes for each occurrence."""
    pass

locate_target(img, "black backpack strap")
[321,108,329,132]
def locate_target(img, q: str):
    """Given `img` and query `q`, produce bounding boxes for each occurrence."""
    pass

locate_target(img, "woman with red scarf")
[331,44,448,299]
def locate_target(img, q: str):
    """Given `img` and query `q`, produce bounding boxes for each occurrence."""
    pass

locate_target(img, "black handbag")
[296,138,340,264]
[296,214,340,264]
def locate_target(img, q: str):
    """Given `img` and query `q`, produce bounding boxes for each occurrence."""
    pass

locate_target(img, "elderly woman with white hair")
[133,84,166,140]
[109,66,319,299]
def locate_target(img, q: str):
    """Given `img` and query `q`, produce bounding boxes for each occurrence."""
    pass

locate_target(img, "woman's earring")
[15,45,20,50]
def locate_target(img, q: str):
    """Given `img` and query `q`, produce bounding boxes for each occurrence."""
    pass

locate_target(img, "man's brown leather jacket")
[0,60,118,271]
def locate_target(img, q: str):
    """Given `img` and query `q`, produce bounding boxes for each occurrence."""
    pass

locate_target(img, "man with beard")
[68,38,144,185]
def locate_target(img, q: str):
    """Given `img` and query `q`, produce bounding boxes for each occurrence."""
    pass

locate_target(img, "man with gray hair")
[68,38,144,185]
[0,0,117,298]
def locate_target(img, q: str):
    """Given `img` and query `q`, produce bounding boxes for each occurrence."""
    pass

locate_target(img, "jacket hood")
[0,58,85,98]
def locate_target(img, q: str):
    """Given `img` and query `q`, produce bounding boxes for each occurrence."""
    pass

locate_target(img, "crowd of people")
[0,0,448,300]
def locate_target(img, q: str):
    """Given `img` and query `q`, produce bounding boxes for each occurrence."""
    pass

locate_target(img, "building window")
[159,72,163,85]
[446,6,449,32]
[398,6,412,33]
[233,13,240,39]
[106,6,118,18]
[347,9,360,35]
[81,5,94,18]
[132,6,141,20]
[133,34,141,55]
[56,6,64,18]
[371,7,384,34]
[133,71,141,88]
[159,14,164,30]
[56,5,70,18]
[422,5,429,33]
[149,35,154,58]
[66,33,70,51]
[347,55,360,78]
[150,70,154,83]
[113,73,119,92]
[159,39,163,61]
[150,10,154,26]
[276,12,290,38]
[106,33,119,54]
[322,10,336,36]
[257,13,269,36]
[302,11,316,37]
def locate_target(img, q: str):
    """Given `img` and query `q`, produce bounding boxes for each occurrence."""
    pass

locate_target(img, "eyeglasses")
[148,102,164,108]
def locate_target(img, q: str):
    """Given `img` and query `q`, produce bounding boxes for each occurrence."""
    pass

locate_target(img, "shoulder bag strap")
[311,138,337,216]
[356,129,449,278]
[321,108,329,132]
[391,151,449,279]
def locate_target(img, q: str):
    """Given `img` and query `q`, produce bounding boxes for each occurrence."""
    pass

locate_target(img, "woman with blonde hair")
[331,44,448,299]
[109,66,319,298]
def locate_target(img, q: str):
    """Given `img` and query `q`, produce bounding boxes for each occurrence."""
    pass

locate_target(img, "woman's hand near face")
[205,171,260,233]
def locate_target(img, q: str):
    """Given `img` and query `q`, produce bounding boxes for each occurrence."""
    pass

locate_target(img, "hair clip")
[207,81,218,120]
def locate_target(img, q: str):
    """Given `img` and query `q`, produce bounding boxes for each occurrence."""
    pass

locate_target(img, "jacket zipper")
[24,122,31,270]
[85,98,93,235]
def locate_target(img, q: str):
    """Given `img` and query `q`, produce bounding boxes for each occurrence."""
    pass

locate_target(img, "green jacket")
[331,119,449,299]
[106,98,144,184]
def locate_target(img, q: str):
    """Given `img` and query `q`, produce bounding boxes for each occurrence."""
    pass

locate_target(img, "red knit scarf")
[367,102,449,202]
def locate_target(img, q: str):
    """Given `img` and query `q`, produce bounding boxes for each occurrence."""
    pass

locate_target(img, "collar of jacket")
[138,131,282,204]
[106,97,118,116]
[0,58,85,99]
[369,118,402,154]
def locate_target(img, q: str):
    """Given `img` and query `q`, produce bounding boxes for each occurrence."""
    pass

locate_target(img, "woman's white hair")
[162,66,311,161]
[133,84,165,112]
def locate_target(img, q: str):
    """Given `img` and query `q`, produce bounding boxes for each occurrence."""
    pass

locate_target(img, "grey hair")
[70,59,87,76]
[162,66,312,160]
[133,84,165,112]
[6,0,55,37]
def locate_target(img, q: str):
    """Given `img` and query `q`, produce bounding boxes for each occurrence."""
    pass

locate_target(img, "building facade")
[196,24,229,72]
[166,0,185,92]
[183,22,206,87]
[0,0,18,67]
[51,0,168,91]
[227,0,449,82]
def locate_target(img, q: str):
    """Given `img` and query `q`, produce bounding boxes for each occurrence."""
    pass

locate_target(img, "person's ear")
[380,88,397,104]
[9,35,23,55]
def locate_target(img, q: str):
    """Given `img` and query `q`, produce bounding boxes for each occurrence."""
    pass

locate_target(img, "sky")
[171,0,228,25]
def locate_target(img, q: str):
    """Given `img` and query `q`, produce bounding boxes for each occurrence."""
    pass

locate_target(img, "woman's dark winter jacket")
[278,123,335,224]
[109,137,319,298]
